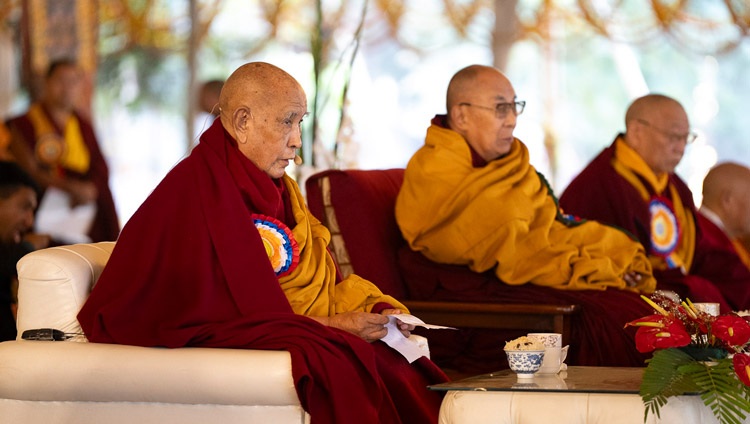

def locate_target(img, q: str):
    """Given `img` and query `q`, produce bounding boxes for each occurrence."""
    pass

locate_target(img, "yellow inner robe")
[27,103,90,173]
[279,175,408,315]
[395,124,655,293]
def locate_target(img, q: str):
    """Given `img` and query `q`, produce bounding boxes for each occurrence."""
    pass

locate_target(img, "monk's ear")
[449,104,469,131]
[232,106,251,144]
[721,188,736,211]
[626,122,645,150]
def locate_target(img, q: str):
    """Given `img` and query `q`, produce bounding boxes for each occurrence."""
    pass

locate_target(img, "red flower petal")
[732,354,750,387]
[713,315,750,347]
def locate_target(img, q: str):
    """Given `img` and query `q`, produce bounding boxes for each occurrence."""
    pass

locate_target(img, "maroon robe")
[560,139,750,312]
[77,120,446,424]
[6,106,119,242]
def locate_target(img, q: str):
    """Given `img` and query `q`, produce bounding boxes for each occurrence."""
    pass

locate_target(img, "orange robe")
[396,119,655,292]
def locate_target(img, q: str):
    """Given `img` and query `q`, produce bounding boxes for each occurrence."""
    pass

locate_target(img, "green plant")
[628,294,750,424]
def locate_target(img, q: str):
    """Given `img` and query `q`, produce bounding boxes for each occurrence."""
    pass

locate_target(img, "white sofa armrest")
[0,340,298,406]
[15,242,115,338]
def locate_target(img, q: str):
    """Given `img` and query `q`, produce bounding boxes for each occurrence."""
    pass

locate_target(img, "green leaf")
[640,349,750,424]
[641,349,700,421]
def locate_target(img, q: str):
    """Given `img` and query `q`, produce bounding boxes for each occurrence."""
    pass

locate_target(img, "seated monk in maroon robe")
[560,94,750,313]
[77,62,447,424]
[700,162,750,272]
[6,59,119,243]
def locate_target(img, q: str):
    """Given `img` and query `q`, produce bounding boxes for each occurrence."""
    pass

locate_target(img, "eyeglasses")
[459,100,526,119]
[637,119,697,145]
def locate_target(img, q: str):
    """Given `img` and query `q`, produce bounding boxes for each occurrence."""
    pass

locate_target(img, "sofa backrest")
[306,169,408,299]
[15,242,115,340]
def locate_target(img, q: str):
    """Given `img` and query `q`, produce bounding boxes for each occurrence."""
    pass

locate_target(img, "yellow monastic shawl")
[395,123,655,293]
[612,138,696,273]
[279,175,407,316]
[0,122,10,160]
[27,103,90,173]
[733,239,750,271]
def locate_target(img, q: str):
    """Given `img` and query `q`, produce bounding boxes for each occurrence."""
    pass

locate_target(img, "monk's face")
[631,104,691,175]
[0,187,37,245]
[44,64,82,111]
[241,83,307,179]
[460,70,518,161]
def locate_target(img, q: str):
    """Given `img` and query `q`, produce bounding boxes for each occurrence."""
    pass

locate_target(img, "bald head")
[444,65,519,161]
[219,62,304,132]
[703,162,750,206]
[624,95,685,130]
[446,65,512,112]
[218,62,307,179]
[622,94,691,175]
[702,162,750,238]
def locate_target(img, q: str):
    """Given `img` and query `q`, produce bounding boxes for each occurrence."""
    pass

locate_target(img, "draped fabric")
[395,117,655,293]
[398,246,656,368]
[560,137,750,313]
[78,119,446,424]
[278,174,407,316]
[6,104,119,242]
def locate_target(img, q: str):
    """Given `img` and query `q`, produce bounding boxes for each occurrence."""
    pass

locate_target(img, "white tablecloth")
[438,390,749,424]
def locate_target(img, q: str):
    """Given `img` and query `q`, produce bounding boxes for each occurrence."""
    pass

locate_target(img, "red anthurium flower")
[627,315,691,353]
[713,315,750,347]
[733,354,750,387]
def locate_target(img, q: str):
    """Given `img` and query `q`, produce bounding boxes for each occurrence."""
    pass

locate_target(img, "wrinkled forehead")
[259,82,308,116]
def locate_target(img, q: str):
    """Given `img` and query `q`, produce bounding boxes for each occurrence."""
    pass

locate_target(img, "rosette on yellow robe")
[396,123,655,293]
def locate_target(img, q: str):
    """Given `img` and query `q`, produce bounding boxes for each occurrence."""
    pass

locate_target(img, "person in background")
[78,62,447,424]
[193,79,225,143]
[394,64,656,368]
[0,161,49,341]
[198,79,224,117]
[560,94,750,312]
[700,162,750,270]
[6,58,119,243]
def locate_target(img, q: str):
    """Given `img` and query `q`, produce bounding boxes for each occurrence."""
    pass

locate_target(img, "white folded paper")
[35,187,96,244]
[381,314,456,363]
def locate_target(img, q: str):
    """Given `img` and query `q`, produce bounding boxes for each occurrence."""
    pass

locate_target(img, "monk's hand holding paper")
[325,311,390,343]
[381,308,415,338]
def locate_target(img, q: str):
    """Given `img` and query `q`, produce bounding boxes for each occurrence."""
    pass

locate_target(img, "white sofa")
[0,242,310,424]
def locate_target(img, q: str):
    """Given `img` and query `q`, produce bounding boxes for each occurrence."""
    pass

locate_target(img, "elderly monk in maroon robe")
[700,162,750,271]
[77,62,447,424]
[560,94,750,313]
[6,59,119,242]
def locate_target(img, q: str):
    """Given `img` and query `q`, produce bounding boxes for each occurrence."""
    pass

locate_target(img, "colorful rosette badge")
[252,214,300,277]
[649,196,682,269]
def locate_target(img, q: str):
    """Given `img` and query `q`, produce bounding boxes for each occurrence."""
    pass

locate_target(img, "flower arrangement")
[626,292,750,424]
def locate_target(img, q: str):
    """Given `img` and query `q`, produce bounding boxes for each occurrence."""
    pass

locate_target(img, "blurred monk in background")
[6,59,119,243]
[560,94,750,313]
